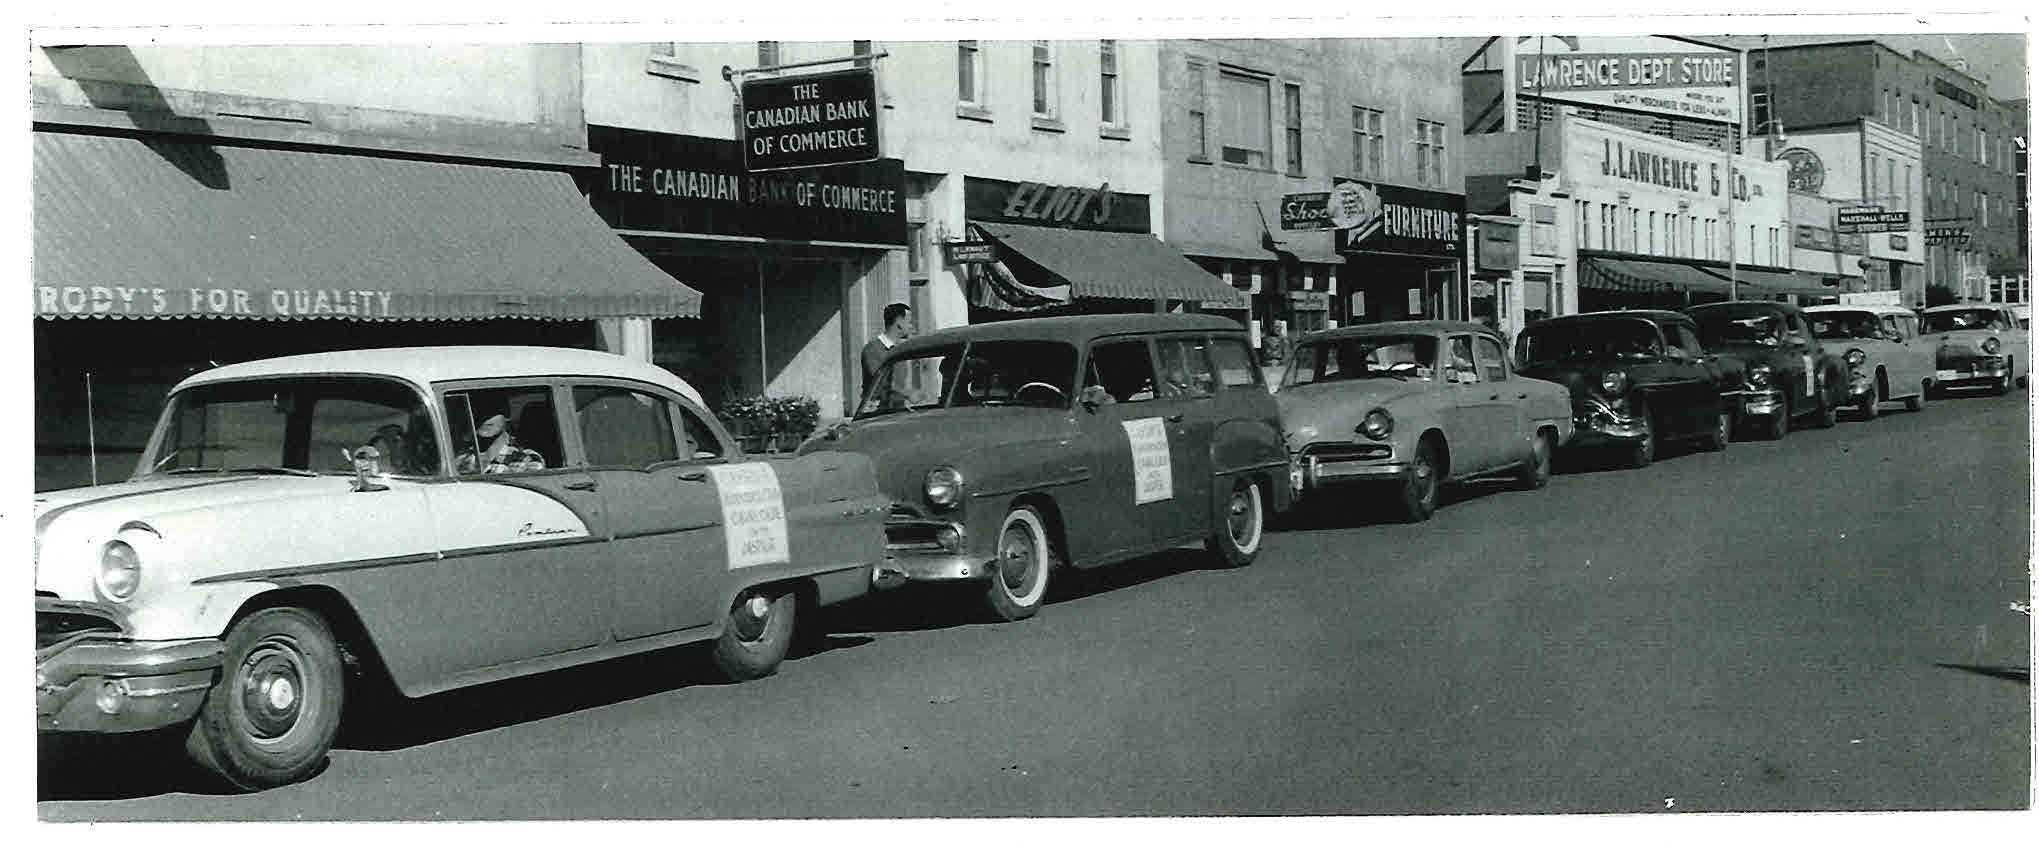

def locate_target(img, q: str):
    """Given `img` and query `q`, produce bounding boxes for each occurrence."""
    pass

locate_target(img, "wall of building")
[1914,50,2024,285]
[1158,39,1330,261]
[1560,115,1790,266]
[1749,42,1877,133]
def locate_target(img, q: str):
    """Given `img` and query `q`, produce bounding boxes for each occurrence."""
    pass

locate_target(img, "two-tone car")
[806,314,1290,622]
[1803,304,1935,418]
[1922,303,2029,395]
[1277,321,1573,521]
[1513,310,1733,468]
[1686,301,1853,440]
[35,347,893,791]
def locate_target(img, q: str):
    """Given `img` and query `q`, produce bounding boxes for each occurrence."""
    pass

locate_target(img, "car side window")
[445,385,561,475]
[1879,315,1902,340]
[573,386,680,468]
[1664,323,1704,357]
[1446,335,1479,383]
[674,401,727,460]
[1473,336,1509,382]
[1209,337,1262,388]
[1086,339,1159,403]
[1155,337,1217,399]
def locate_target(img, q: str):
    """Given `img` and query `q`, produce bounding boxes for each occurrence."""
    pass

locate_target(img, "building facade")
[1764,118,1925,304]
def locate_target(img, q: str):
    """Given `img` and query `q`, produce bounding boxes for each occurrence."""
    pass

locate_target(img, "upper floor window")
[1031,41,1057,118]
[853,40,873,68]
[1187,60,1209,161]
[1283,82,1304,175]
[1750,89,1772,133]
[1351,106,1385,178]
[1415,120,1447,187]
[957,40,983,105]
[1531,203,1558,256]
[757,41,780,67]
[1218,69,1272,169]
[1978,127,1989,166]
[1099,40,1122,126]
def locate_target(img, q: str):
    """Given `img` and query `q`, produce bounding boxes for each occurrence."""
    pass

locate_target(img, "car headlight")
[96,540,142,602]
[1747,363,1773,388]
[1356,408,1394,441]
[1845,348,1866,368]
[1982,337,2002,355]
[1598,370,1628,396]
[924,466,964,510]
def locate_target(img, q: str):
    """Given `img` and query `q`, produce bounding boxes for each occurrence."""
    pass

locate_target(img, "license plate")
[1936,369,1957,380]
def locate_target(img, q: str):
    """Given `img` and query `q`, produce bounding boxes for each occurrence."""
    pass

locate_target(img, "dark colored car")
[1684,301,1852,439]
[1514,310,1733,467]
[805,314,1291,622]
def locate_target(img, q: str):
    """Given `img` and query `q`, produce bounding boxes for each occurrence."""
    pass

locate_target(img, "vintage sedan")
[806,314,1290,622]
[1922,303,2029,395]
[1803,304,1935,417]
[1514,310,1733,468]
[35,347,892,791]
[1686,301,1853,439]
[1277,321,1573,521]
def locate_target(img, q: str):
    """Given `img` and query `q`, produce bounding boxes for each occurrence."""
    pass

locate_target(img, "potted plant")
[716,396,774,453]
[770,396,821,451]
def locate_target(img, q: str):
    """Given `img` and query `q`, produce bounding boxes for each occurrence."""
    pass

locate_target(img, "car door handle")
[563,479,598,491]
[1516,393,1527,400]
[1488,393,1501,401]
[676,470,709,483]
[1164,413,1185,423]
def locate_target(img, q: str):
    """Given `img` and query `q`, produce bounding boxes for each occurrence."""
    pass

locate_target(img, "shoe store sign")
[741,68,881,172]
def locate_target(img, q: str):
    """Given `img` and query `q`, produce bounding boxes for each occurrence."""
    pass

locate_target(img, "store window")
[1283,82,1304,175]
[1628,208,1638,252]
[1219,69,1272,168]
[1352,106,1385,178]
[1099,40,1122,126]
[1187,60,1209,161]
[1416,120,1447,187]
[1646,211,1657,255]
[1031,41,1057,118]
[957,40,983,105]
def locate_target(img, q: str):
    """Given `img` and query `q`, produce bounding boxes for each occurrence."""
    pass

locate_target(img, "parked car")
[1685,301,1852,439]
[35,347,893,791]
[1277,321,1573,521]
[2012,303,2030,330]
[1802,304,1935,417]
[1513,310,1732,468]
[1922,303,2029,395]
[806,314,1290,621]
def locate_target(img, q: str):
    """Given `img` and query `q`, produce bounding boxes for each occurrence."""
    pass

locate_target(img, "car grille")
[37,608,120,650]
[1300,442,1393,462]
[888,502,924,521]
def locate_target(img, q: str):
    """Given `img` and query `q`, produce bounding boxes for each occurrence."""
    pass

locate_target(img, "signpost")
[942,241,998,265]
[738,67,881,172]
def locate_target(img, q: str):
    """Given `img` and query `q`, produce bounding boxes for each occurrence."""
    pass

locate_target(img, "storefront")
[32,127,699,491]
[583,125,908,422]
[1332,179,1468,327]
[954,176,1244,321]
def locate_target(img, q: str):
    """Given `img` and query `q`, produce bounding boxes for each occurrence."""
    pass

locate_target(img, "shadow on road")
[1934,662,2031,684]
[820,547,1221,633]
[37,731,242,803]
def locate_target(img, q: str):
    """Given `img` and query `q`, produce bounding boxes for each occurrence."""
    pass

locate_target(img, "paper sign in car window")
[708,463,791,570]
[1122,417,1174,505]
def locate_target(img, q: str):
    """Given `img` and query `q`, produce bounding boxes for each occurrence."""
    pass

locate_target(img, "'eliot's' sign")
[740,68,881,172]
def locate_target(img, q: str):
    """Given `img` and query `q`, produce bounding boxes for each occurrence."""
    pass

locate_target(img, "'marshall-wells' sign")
[740,68,881,172]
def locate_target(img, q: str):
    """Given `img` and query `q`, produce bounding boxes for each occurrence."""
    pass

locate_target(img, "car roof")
[1523,309,1692,328]
[1299,319,1501,343]
[1687,300,1803,316]
[1803,304,1918,317]
[1922,303,2009,313]
[177,346,707,406]
[890,313,1243,354]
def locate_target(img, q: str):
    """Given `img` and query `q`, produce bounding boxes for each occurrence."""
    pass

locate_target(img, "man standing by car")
[862,303,913,387]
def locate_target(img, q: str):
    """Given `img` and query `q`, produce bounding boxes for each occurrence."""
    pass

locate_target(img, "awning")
[971,221,1248,310]
[1694,265,1837,297]
[33,130,702,321]
[1579,257,1731,294]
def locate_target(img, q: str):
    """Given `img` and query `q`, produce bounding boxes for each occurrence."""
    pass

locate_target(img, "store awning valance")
[1580,257,1731,294]
[971,221,1248,309]
[33,130,702,321]
[1694,265,1837,297]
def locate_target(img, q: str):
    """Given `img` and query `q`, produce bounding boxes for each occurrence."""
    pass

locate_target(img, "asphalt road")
[39,389,2031,819]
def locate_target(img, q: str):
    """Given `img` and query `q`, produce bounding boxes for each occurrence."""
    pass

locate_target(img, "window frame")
[436,378,580,478]
[1472,334,1510,383]
[566,376,732,470]
[570,383,687,471]
[1351,105,1385,178]
[1099,40,1123,127]
[1187,59,1210,162]
[1084,336,1165,405]
[1283,81,1304,176]
[957,40,984,107]
[1216,67,1273,171]
[1031,40,1058,119]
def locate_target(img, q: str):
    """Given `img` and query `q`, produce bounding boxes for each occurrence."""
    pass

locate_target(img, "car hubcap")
[732,593,772,642]
[1718,414,1731,442]
[239,639,307,743]
[1227,489,1258,548]
[999,525,1037,594]
[1413,455,1435,502]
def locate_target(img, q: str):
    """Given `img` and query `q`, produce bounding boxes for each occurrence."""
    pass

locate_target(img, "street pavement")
[38,390,2031,819]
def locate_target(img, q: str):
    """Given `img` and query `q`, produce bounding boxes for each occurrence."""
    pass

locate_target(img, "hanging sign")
[1836,206,1910,234]
[740,68,881,172]
[1331,179,1464,257]
[942,241,998,264]
[1280,192,1335,230]
[1926,227,1970,245]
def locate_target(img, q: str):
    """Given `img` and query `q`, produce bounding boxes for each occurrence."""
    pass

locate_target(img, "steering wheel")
[1015,381,1066,406]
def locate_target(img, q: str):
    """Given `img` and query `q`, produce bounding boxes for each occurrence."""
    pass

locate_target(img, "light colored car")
[1923,303,2030,395]
[35,346,892,791]
[1803,304,1936,418]
[1276,320,1574,522]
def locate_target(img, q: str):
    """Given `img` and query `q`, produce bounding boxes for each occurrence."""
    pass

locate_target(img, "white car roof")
[1803,304,1919,317]
[1922,303,2010,313]
[178,346,708,408]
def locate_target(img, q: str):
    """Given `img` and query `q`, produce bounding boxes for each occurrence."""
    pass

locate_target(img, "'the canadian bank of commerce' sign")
[740,68,881,172]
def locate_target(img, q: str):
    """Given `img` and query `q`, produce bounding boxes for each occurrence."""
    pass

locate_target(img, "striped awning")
[1694,265,1837,297]
[33,129,702,321]
[1579,257,1731,294]
[971,221,1248,309]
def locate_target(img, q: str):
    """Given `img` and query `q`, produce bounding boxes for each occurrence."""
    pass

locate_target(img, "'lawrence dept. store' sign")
[740,68,881,172]
[588,125,906,247]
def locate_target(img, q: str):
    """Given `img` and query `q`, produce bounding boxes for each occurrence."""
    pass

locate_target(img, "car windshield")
[1923,308,2010,333]
[1808,311,1883,340]
[1518,320,1664,365]
[1285,335,1438,386]
[855,340,1078,418]
[139,377,439,479]
[1695,312,1785,348]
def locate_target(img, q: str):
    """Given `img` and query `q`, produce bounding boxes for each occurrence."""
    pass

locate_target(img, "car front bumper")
[883,518,991,583]
[1729,387,1786,417]
[1294,444,1408,491]
[37,636,223,734]
[1566,399,1648,449]
[1935,356,2010,387]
